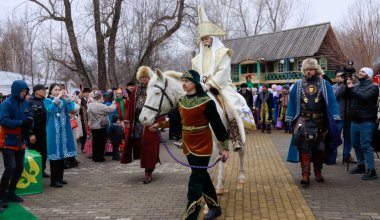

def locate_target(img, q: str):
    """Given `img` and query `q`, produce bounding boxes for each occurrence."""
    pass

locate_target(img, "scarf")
[116,97,125,119]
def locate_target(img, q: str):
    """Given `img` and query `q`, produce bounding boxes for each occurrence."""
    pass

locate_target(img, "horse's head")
[139,67,185,126]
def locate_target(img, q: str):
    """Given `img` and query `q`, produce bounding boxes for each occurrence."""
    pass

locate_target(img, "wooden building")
[223,22,346,86]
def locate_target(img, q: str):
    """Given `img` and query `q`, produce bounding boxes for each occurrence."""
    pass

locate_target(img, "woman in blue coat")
[44,83,76,188]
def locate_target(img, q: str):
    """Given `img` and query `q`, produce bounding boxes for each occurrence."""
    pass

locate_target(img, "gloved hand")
[22,118,33,130]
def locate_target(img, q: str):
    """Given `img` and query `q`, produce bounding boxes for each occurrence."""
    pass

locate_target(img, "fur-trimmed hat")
[136,66,154,80]
[301,58,323,75]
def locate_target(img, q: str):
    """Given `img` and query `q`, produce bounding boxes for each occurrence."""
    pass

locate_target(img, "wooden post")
[257,62,261,87]
[238,63,242,83]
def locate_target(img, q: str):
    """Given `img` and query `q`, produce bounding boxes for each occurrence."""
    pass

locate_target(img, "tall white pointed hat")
[197,5,226,39]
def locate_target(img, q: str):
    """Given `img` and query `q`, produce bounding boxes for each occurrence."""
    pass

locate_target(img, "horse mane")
[164,70,183,80]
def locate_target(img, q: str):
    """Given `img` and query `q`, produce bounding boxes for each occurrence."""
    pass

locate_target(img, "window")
[296,60,303,71]
[241,64,257,73]
[231,65,239,82]
[319,57,328,70]
[277,62,284,72]
[267,63,274,72]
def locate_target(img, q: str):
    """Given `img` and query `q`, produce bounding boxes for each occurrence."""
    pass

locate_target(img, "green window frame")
[319,57,327,70]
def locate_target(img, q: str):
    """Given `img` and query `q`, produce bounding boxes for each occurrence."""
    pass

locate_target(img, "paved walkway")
[1,130,380,219]
[209,131,314,220]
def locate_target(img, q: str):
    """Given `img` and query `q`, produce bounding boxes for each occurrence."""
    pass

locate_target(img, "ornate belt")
[182,125,209,131]
[301,112,324,119]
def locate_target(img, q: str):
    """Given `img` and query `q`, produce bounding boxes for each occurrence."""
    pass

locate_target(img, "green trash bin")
[16,150,43,196]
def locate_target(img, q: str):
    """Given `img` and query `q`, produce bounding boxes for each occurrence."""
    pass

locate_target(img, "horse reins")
[158,131,223,169]
[143,79,175,119]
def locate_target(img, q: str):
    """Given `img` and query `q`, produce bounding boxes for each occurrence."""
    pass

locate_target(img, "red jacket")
[120,85,164,169]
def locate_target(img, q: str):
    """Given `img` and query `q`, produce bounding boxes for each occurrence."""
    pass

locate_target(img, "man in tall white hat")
[192,5,246,152]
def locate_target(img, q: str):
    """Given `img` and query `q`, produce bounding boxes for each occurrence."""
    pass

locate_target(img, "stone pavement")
[1,130,380,219]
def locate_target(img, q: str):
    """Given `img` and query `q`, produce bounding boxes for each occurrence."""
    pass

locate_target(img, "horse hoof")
[216,188,224,195]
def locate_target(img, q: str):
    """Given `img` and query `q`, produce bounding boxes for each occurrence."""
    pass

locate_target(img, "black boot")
[362,169,377,180]
[349,164,366,174]
[6,193,24,203]
[204,206,222,220]
[50,182,63,188]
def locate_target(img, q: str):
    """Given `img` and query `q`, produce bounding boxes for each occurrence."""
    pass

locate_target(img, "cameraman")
[332,70,355,164]
[347,67,379,180]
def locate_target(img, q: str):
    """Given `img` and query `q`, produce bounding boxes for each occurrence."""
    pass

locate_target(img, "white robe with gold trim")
[192,47,247,143]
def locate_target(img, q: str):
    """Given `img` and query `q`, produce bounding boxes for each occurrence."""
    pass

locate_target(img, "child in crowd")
[108,115,124,161]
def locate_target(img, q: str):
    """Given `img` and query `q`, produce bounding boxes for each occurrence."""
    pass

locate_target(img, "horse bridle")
[143,78,175,119]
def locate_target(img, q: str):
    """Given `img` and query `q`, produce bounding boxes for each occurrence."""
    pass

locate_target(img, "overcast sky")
[1,0,357,28]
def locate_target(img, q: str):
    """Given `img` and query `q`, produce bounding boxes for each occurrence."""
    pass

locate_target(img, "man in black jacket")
[347,67,379,180]
[238,83,253,110]
[29,84,49,178]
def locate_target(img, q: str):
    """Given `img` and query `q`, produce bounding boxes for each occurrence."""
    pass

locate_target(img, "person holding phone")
[44,83,77,188]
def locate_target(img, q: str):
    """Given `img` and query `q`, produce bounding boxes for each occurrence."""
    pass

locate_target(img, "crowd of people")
[238,59,380,188]
[0,79,142,212]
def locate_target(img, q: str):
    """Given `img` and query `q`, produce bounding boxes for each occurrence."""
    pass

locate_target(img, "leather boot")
[313,152,324,182]
[314,170,325,182]
[300,153,311,186]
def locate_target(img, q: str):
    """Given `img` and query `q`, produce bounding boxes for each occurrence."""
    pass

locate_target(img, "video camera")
[341,66,356,83]
[340,60,356,84]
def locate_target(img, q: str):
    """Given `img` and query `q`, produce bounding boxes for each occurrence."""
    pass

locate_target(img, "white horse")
[138,67,246,193]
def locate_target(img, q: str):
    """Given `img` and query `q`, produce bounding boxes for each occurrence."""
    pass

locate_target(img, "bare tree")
[0,19,29,77]
[137,0,185,68]
[30,0,93,86]
[265,0,296,32]
[233,0,266,36]
[338,0,380,70]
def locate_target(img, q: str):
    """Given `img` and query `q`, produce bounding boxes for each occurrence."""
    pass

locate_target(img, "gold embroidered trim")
[182,124,209,131]
[202,193,219,207]
[181,198,202,220]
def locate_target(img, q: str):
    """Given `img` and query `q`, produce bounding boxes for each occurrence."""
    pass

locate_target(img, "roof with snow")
[0,71,78,95]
